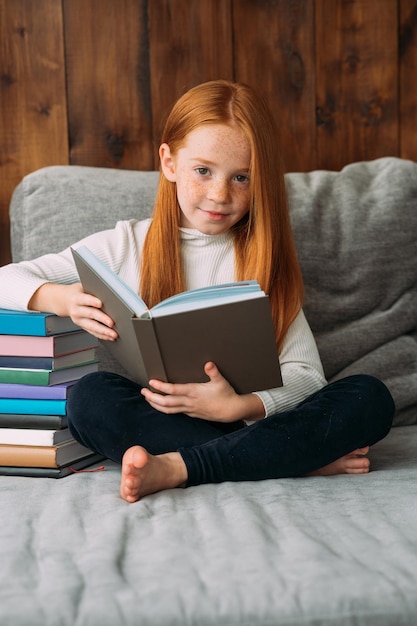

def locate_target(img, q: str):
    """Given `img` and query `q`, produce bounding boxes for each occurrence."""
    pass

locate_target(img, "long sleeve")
[0,219,150,311]
[251,310,327,419]
[1,220,326,418]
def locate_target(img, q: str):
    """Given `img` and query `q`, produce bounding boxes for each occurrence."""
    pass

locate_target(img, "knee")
[350,374,395,439]
[67,371,123,433]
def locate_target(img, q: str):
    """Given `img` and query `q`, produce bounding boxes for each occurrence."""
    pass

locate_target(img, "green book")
[0,361,99,386]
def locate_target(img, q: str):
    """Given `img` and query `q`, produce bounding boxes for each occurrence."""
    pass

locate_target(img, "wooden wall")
[1,0,416,266]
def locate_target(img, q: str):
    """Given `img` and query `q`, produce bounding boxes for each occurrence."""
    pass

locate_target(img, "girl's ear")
[159,143,176,182]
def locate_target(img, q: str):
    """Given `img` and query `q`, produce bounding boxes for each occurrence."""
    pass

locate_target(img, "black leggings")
[67,372,395,487]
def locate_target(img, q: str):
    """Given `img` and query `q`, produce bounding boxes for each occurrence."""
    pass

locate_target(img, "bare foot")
[308,447,370,477]
[120,445,188,503]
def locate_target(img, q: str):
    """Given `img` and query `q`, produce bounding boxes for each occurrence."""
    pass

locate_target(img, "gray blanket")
[1,425,417,626]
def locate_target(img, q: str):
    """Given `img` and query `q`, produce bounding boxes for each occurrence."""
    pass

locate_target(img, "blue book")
[0,398,67,416]
[0,309,79,336]
[0,348,97,370]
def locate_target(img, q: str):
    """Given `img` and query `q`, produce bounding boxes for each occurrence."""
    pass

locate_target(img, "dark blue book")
[0,348,97,370]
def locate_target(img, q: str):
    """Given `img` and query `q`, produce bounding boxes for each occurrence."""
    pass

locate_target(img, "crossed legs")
[67,373,395,503]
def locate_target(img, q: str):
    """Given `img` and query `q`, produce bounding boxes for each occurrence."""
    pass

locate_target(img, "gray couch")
[1,157,417,625]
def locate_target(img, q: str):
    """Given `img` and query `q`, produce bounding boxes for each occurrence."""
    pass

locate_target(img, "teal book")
[0,398,67,416]
[0,309,79,336]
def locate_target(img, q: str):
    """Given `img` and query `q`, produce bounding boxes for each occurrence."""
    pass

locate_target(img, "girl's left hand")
[141,361,265,423]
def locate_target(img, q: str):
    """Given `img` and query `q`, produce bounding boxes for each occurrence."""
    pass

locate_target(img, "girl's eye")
[196,167,210,176]
[235,174,249,183]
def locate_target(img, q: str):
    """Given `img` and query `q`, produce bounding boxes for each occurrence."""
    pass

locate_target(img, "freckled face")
[159,124,251,235]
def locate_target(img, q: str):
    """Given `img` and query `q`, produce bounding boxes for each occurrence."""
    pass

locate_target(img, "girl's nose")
[208,179,230,204]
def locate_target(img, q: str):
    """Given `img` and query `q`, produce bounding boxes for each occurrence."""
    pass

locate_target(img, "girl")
[0,80,394,502]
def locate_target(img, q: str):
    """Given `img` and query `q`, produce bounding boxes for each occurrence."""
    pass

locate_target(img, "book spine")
[0,310,78,335]
[0,453,104,477]
[0,382,75,400]
[0,356,57,369]
[0,331,97,356]
[0,441,92,467]
[0,351,96,370]
[0,369,51,385]
[0,428,71,446]
[0,444,59,467]
[0,314,45,336]
[0,334,53,356]
[132,317,168,384]
[0,398,67,415]
[0,362,99,386]
[0,414,68,429]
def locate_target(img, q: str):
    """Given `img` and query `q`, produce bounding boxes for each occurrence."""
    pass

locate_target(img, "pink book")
[0,331,98,357]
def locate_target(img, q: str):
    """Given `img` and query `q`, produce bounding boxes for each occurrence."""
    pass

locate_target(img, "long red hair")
[140,80,303,351]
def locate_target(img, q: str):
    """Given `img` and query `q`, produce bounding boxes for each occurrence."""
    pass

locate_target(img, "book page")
[151,281,265,317]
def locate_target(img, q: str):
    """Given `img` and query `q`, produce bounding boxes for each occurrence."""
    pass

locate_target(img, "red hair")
[140,80,303,351]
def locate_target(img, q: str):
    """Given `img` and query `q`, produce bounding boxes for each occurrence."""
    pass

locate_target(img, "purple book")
[0,381,76,400]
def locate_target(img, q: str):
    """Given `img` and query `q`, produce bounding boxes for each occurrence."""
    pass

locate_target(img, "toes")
[346,457,370,474]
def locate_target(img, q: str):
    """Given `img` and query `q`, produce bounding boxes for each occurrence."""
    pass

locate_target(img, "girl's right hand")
[65,283,118,340]
[28,282,118,341]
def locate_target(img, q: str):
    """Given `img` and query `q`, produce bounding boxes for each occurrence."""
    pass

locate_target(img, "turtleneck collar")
[179,227,233,244]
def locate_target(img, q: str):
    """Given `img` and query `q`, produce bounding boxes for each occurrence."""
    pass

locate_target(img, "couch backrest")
[9,158,417,425]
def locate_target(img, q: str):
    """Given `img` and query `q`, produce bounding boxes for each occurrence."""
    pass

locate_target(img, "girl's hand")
[29,282,117,341]
[65,283,118,340]
[141,361,265,423]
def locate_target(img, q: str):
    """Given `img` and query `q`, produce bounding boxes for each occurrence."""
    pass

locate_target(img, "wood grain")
[233,0,316,173]
[0,0,416,265]
[400,0,417,160]
[0,0,68,265]
[315,0,399,170]
[148,0,233,164]
[63,0,153,169]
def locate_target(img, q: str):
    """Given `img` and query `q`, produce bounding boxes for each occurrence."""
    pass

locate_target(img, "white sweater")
[0,219,327,417]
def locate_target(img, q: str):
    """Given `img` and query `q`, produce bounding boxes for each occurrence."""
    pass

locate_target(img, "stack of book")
[0,308,104,478]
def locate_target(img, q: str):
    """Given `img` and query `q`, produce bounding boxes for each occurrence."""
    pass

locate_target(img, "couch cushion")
[9,158,417,425]
[287,157,417,425]
[10,165,159,261]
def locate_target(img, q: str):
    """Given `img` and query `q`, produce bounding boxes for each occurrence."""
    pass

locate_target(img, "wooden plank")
[148,0,233,165]
[233,0,316,173]
[315,0,399,171]
[400,0,417,161]
[63,0,153,170]
[0,0,68,265]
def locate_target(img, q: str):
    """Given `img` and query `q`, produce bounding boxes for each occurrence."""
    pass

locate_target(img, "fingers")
[70,290,117,340]
[203,361,223,381]
[141,364,239,421]
[141,386,189,414]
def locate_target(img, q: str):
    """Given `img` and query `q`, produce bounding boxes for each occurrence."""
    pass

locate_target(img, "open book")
[72,246,282,393]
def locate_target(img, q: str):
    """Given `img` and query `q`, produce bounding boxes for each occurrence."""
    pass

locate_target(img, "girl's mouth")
[201,208,228,221]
